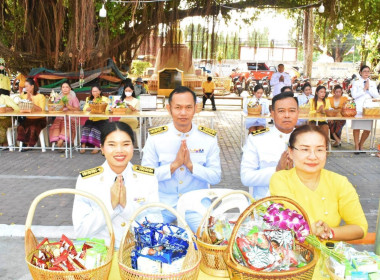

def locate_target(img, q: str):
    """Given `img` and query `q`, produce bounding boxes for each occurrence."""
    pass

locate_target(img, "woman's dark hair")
[61,81,72,89]
[101,121,135,145]
[121,82,136,101]
[301,82,312,92]
[313,85,327,110]
[168,86,196,104]
[289,124,329,149]
[253,84,264,93]
[89,84,103,101]
[333,85,343,94]
[359,65,370,73]
[25,78,39,95]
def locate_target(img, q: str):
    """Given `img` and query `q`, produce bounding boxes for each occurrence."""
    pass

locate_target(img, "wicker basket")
[298,106,310,116]
[19,101,34,113]
[48,103,64,113]
[90,102,108,114]
[363,107,380,116]
[223,196,317,280]
[247,105,262,115]
[112,107,128,114]
[325,109,340,117]
[196,103,203,113]
[196,191,254,277]
[118,202,201,280]
[324,257,344,280]
[341,108,357,117]
[25,188,115,280]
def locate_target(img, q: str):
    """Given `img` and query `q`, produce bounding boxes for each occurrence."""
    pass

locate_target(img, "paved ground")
[0,110,379,279]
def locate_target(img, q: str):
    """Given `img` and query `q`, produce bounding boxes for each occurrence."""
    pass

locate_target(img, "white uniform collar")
[170,122,195,138]
[271,125,293,139]
[102,160,133,178]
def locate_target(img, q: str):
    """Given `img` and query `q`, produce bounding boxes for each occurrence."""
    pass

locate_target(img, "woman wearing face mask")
[118,83,140,130]
[351,65,380,153]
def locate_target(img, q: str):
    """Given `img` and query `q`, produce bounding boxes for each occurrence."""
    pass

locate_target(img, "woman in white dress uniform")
[351,65,380,153]
[72,121,161,279]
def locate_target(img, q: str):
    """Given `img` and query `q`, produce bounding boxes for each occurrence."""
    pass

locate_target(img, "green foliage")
[130,60,152,76]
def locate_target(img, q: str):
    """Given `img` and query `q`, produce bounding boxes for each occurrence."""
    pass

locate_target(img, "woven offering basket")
[223,196,317,280]
[325,109,340,117]
[325,258,344,280]
[341,108,357,117]
[19,101,34,113]
[196,103,203,113]
[247,105,262,115]
[112,107,128,114]
[118,202,201,280]
[48,103,64,113]
[25,188,115,280]
[89,102,107,114]
[363,107,380,116]
[196,190,254,277]
[298,106,310,116]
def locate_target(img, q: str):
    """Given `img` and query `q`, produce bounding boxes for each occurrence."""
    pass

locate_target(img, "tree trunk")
[303,8,314,78]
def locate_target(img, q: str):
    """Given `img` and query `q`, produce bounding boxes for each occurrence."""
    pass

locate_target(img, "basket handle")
[196,190,254,239]
[119,202,196,263]
[25,188,115,258]
[226,196,312,268]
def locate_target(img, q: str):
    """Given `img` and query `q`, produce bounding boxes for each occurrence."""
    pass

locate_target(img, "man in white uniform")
[270,64,292,97]
[142,86,221,232]
[241,92,299,200]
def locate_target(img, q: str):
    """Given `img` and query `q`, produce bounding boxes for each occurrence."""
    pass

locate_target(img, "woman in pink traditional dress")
[49,82,79,151]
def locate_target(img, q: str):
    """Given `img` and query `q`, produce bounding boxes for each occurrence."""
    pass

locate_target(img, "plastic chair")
[19,127,48,152]
[176,188,252,229]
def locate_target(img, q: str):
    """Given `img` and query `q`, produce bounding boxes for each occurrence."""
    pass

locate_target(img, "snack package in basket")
[131,218,190,274]
[207,213,240,245]
[30,234,107,271]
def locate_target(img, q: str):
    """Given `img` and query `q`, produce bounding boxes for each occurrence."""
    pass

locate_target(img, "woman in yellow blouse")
[0,94,19,147]
[118,82,140,130]
[327,85,348,147]
[17,78,47,151]
[270,124,367,279]
[80,85,110,154]
[309,85,331,138]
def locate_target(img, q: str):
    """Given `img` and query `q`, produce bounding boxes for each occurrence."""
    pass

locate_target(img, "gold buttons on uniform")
[121,222,126,227]
[186,134,189,137]
[179,181,183,184]
[180,168,184,171]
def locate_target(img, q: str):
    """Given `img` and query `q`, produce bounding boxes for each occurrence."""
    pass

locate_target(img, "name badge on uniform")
[134,197,146,203]
[190,148,204,153]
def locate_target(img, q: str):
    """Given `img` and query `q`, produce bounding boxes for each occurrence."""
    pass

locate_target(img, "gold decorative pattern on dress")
[148,125,168,135]
[80,166,104,179]
[250,128,270,136]
[198,125,217,137]
[133,165,155,175]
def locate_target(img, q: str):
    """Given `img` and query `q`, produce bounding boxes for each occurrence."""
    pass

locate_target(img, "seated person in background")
[80,85,110,154]
[309,85,331,138]
[327,85,348,147]
[0,93,19,148]
[296,83,314,126]
[241,92,299,200]
[280,86,293,94]
[143,80,149,93]
[49,82,80,151]
[118,82,140,130]
[117,78,132,96]
[270,124,367,279]
[17,78,47,151]
[134,77,146,98]
[243,85,269,133]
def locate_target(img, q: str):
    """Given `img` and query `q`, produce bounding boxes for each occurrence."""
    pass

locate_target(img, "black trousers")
[202,93,216,108]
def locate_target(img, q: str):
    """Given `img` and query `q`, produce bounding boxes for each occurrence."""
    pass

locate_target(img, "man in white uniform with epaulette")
[142,86,221,232]
[241,92,299,200]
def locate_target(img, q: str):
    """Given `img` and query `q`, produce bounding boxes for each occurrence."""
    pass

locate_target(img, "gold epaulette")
[80,166,104,179]
[148,125,168,135]
[250,128,270,136]
[198,125,217,137]
[133,165,155,176]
